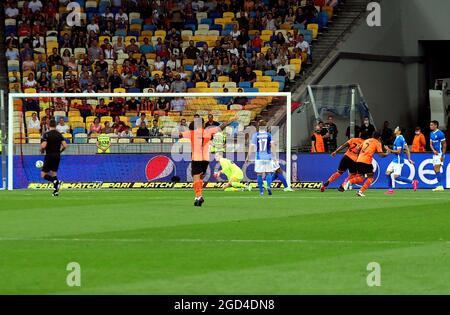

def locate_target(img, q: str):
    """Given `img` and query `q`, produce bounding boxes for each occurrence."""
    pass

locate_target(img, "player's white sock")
[391,174,396,189]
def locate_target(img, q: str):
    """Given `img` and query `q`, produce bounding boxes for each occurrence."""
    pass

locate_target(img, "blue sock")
[257,175,264,194]
[266,173,273,190]
[387,175,393,189]
[437,172,443,186]
[397,176,412,184]
[277,172,289,188]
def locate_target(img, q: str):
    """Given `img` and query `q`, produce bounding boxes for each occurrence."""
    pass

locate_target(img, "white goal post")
[7,92,292,190]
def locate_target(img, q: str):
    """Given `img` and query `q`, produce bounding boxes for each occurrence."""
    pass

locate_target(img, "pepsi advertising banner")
[11,153,450,190]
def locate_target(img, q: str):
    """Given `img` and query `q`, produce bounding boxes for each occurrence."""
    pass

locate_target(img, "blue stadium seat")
[129,116,139,127]
[264,70,277,77]
[201,18,213,25]
[209,12,221,20]
[143,24,157,31]
[293,23,305,31]
[210,24,222,31]
[73,127,85,136]
[127,88,140,93]
[184,24,196,32]
[184,65,193,72]
[239,82,251,88]
[243,87,258,93]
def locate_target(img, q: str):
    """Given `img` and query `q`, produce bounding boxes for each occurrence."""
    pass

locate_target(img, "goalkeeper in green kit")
[214,152,252,192]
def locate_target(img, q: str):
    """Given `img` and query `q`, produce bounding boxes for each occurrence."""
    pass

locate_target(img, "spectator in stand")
[108,70,123,91]
[241,66,256,83]
[170,74,187,93]
[83,83,96,93]
[136,113,149,127]
[23,73,38,89]
[102,121,114,134]
[136,121,150,141]
[119,126,133,138]
[140,37,154,54]
[5,2,19,18]
[40,116,50,134]
[88,40,103,60]
[412,127,426,153]
[95,99,110,118]
[89,117,103,135]
[47,47,62,68]
[28,0,43,13]
[125,38,140,54]
[28,112,41,130]
[23,56,36,73]
[136,70,152,91]
[177,118,189,133]
[295,34,311,64]
[113,36,126,55]
[109,98,124,118]
[170,97,186,112]
[251,32,263,50]
[87,18,100,34]
[184,40,200,60]
[123,71,136,90]
[78,99,93,119]
[5,44,19,60]
[125,97,140,112]
[360,116,376,138]
[156,79,170,93]
[229,65,242,84]
[381,121,394,145]
[149,119,163,138]
[205,114,220,128]
[56,118,70,134]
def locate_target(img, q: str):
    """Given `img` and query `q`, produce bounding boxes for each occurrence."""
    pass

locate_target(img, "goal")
[7,92,291,190]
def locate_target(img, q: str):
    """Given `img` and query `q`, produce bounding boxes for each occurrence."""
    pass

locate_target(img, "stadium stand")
[4,0,341,143]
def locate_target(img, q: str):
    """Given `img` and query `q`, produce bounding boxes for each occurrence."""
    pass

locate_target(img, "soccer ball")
[35,160,44,169]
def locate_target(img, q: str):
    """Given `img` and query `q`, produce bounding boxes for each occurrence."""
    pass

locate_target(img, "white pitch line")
[0,237,447,246]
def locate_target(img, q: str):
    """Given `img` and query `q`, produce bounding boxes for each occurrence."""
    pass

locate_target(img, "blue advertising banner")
[11,153,449,189]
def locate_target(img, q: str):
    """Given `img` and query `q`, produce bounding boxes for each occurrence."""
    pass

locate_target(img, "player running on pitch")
[40,119,67,196]
[384,127,418,194]
[321,131,368,192]
[348,132,389,197]
[214,152,252,192]
[429,120,447,191]
[179,115,236,207]
[246,120,275,196]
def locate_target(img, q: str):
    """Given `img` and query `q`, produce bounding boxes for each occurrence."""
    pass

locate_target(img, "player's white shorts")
[387,162,403,176]
[433,154,444,166]
[271,160,280,171]
[255,159,276,173]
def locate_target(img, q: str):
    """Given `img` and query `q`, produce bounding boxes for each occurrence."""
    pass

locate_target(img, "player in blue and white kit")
[430,120,447,191]
[246,120,276,196]
[384,127,418,194]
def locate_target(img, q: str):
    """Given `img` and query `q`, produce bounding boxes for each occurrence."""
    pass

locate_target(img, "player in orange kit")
[348,132,389,197]
[321,131,369,192]
[180,115,236,207]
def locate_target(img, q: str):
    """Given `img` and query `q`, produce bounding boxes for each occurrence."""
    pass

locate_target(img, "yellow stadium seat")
[218,76,230,82]
[195,82,209,88]
[100,116,113,124]
[253,70,263,77]
[154,30,166,38]
[307,24,319,39]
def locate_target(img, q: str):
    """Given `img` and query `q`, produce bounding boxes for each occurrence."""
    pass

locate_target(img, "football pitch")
[0,189,449,294]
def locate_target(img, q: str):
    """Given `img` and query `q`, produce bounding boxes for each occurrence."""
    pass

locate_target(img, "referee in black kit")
[40,119,67,196]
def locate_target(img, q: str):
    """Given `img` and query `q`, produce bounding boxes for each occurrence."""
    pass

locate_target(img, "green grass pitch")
[0,189,449,294]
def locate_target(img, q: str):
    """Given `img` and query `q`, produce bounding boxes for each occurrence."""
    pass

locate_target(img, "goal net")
[294,84,374,149]
[7,92,291,190]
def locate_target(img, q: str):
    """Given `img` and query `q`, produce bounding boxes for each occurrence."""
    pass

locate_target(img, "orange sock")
[194,180,203,198]
[350,175,364,185]
[343,174,354,185]
[360,177,374,192]
[327,172,342,185]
